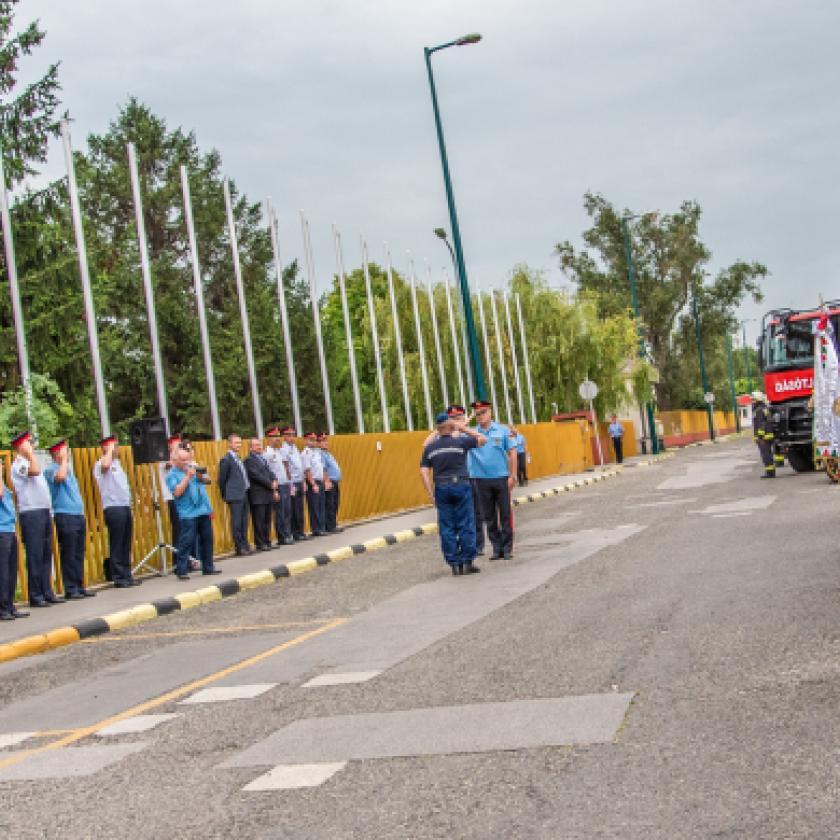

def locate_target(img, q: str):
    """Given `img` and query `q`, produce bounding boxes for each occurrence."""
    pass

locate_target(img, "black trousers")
[612,436,623,464]
[306,481,326,534]
[324,481,340,531]
[227,498,250,552]
[475,477,513,555]
[19,508,55,603]
[273,485,293,542]
[167,499,181,563]
[0,532,18,614]
[757,439,775,474]
[104,505,134,583]
[250,502,272,549]
[55,512,86,595]
[291,482,306,537]
[471,478,485,553]
[516,451,528,485]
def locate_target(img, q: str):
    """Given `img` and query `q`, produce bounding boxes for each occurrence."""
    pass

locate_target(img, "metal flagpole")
[443,268,466,407]
[0,143,36,435]
[426,261,448,407]
[127,142,169,430]
[333,226,364,434]
[477,287,497,414]
[180,166,221,439]
[385,242,413,430]
[61,121,110,437]
[267,202,301,435]
[515,292,537,423]
[503,290,526,424]
[362,237,389,432]
[457,288,474,402]
[489,288,513,425]
[300,211,334,435]
[408,253,433,428]
[224,178,263,438]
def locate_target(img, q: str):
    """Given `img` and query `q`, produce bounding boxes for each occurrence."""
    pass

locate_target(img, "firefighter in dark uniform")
[752,391,776,478]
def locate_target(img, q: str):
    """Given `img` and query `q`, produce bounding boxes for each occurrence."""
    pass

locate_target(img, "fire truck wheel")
[786,446,815,473]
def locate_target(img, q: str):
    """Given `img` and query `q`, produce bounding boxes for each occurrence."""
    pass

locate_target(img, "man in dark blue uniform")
[420,412,487,576]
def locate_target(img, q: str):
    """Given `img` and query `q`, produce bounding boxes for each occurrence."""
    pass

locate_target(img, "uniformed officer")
[301,431,327,536]
[319,433,343,533]
[0,461,28,620]
[10,431,63,607]
[281,427,307,541]
[420,411,487,575]
[469,400,517,559]
[93,435,140,587]
[44,439,95,599]
[752,392,776,479]
[265,426,294,546]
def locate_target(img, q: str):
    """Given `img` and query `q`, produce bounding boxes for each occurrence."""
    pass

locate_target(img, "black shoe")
[258,545,272,552]
[45,595,65,604]
[129,579,142,586]
[451,565,463,576]
[177,573,190,581]
[464,564,481,574]
[11,609,29,618]
[0,612,14,621]
[80,590,96,598]
[29,599,50,607]
[202,569,222,575]
[294,534,310,541]
[760,473,776,479]
[327,527,344,534]
[113,581,131,588]
[503,551,513,560]
[66,592,86,600]
[489,553,503,561]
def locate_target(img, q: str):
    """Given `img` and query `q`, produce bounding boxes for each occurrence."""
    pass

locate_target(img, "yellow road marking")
[79,619,330,643]
[0,616,346,773]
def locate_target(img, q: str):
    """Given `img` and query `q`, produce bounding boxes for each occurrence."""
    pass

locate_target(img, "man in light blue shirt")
[608,414,624,464]
[0,463,27,620]
[319,433,343,533]
[509,425,529,486]
[468,401,517,560]
[166,444,221,580]
[45,439,94,600]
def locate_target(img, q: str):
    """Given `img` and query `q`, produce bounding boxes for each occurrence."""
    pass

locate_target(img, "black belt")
[435,476,470,485]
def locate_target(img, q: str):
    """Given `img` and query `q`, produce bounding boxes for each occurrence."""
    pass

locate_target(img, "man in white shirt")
[10,431,63,607]
[265,426,294,546]
[93,435,139,588]
[301,431,326,537]
[281,426,307,541]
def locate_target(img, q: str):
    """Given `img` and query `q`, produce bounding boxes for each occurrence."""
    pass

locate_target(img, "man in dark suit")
[245,437,277,551]
[218,434,252,556]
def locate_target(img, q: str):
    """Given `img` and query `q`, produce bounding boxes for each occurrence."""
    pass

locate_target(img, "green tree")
[555,192,766,409]
[0,372,73,444]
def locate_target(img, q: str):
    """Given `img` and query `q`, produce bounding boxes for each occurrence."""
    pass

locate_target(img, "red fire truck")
[758,303,840,472]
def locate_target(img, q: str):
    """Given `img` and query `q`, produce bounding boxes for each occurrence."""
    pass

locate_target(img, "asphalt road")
[0,437,837,839]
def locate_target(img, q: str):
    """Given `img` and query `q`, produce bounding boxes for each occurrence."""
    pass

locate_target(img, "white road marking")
[711,512,753,518]
[627,497,697,508]
[244,762,347,791]
[658,458,755,490]
[688,495,776,516]
[0,732,36,748]
[180,684,277,704]
[96,714,180,736]
[302,671,382,688]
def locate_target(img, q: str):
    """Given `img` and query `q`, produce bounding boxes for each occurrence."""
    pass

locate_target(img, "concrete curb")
[0,454,674,665]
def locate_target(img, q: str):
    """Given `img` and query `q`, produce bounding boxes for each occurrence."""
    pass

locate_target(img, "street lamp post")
[692,285,715,441]
[725,331,741,433]
[620,215,659,454]
[424,34,487,401]
[739,319,755,393]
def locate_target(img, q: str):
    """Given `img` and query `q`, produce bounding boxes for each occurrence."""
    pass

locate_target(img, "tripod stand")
[132,462,176,577]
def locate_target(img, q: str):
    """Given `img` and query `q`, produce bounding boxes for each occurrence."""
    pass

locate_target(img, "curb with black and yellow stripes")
[0,454,674,665]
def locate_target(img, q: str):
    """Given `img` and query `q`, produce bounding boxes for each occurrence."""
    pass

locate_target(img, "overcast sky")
[21,0,840,346]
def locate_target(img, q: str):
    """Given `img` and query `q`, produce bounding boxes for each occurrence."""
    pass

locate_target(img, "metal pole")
[224,179,263,438]
[516,292,537,423]
[426,261,449,407]
[477,288,497,414]
[621,216,658,454]
[489,288,513,425]
[128,142,169,430]
[590,398,605,466]
[503,289,526,424]
[726,331,740,433]
[742,321,754,392]
[267,203,302,436]
[362,238,390,432]
[61,121,110,437]
[385,243,413,430]
[0,142,36,434]
[333,225,364,433]
[181,165,221,439]
[692,288,715,441]
[408,254,433,428]
[443,268,466,407]
[423,46,486,399]
[300,212,334,435]
[458,288,474,402]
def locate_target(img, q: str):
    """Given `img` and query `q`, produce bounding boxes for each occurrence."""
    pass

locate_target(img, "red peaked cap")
[167,434,181,445]
[303,431,318,439]
[10,431,31,448]
[446,404,466,417]
[48,439,67,454]
[265,426,282,437]
[280,426,295,434]
[470,400,492,410]
[100,435,117,446]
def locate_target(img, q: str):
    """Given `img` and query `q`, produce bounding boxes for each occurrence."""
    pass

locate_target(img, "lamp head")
[434,227,448,240]
[455,33,482,45]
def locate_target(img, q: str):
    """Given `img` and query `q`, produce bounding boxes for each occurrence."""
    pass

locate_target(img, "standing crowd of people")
[0,426,343,617]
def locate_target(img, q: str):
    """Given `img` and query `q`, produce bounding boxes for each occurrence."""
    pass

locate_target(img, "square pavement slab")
[180,684,277,704]
[0,742,147,782]
[96,714,180,736]
[301,671,382,688]
[243,762,348,791]
[222,693,635,768]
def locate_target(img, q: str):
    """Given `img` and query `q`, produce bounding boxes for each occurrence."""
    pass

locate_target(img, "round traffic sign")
[579,379,599,401]
[704,392,715,404]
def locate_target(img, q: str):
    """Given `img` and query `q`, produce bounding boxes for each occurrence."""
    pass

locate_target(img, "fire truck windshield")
[763,319,814,371]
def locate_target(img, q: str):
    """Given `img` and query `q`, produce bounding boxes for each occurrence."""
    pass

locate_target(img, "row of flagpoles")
[0,121,537,440]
